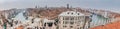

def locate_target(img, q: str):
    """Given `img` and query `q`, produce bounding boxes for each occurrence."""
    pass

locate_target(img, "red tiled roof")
[15,25,24,29]
[27,7,91,20]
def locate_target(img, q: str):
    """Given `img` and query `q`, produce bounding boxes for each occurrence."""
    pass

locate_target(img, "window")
[44,23,46,26]
[47,23,53,27]
[65,21,68,24]
[78,17,82,20]
[78,17,84,21]
[78,21,81,22]
[77,25,80,26]
[67,12,69,14]
[70,17,74,20]
[0,21,1,24]
[71,13,73,15]
[63,21,68,24]
[63,21,65,24]
[70,26,73,28]
[70,22,74,24]
[63,25,67,27]
[77,17,79,20]
[74,17,77,20]
[77,21,81,24]
[63,17,64,20]
[65,17,69,20]
[55,19,59,23]
[32,19,34,23]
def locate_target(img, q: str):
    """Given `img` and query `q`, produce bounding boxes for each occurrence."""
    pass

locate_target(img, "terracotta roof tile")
[27,7,91,20]
[15,25,24,29]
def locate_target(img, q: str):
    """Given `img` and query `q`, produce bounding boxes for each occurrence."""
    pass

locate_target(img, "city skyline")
[0,0,120,11]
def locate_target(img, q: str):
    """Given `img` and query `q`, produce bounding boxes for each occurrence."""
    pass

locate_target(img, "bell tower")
[67,4,70,9]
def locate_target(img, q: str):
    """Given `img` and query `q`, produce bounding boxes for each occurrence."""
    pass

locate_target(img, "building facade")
[58,11,91,29]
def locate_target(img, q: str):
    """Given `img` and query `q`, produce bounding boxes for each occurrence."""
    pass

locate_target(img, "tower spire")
[67,4,70,9]
[45,5,48,8]
[35,5,38,8]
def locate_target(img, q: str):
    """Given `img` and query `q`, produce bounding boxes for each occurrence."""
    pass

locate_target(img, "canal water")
[14,9,27,22]
[90,14,110,27]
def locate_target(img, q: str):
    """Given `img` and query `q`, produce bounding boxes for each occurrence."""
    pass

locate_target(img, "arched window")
[67,12,69,14]
[71,13,73,15]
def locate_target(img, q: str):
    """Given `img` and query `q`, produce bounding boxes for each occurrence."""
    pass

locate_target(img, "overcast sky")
[0,0,120,12]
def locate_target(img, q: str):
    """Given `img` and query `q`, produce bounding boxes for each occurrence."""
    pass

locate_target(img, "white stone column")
[59,17,63,29]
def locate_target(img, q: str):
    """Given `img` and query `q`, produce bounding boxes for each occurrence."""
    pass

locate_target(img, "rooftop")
[26,7,91,20]
[59,11,85,16]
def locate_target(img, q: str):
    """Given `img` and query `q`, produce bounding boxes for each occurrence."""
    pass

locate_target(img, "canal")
[90,14,110,27]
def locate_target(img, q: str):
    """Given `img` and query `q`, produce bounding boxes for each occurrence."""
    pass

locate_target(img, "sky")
[0,0,120,12]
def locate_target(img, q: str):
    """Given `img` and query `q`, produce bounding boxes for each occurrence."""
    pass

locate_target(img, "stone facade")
[58,11,91,29]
